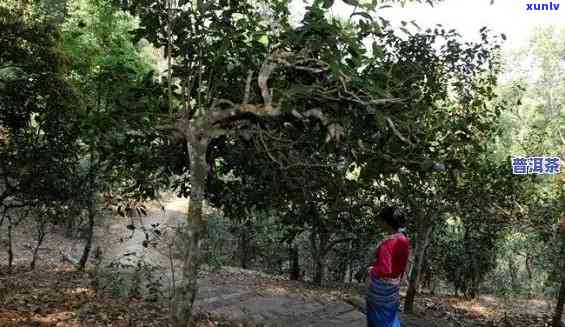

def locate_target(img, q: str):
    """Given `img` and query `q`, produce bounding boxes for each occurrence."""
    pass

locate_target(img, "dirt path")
[96,196,437,326]
[97,195,186,269]
[98,196,458,327]
[191,267,441,327]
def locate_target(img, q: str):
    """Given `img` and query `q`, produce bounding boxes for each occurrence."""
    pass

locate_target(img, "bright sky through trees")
[289,0,565,52]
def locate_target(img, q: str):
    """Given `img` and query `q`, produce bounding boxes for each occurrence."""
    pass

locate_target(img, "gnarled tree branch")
[385,116,413,146]
[243,70,253,105]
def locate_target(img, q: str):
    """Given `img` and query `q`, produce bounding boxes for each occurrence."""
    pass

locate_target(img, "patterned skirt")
[366,276,401,327]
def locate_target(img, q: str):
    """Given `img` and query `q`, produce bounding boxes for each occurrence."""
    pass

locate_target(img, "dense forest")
[1,0,564,326]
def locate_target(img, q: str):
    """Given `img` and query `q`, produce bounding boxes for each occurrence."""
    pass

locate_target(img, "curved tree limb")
[385,116,414,146]
[243,70,253,105]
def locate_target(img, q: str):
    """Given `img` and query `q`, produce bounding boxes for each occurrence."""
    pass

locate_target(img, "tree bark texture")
[404,217,433,313]
[78,198,96,271]
[239,223,250,269]
[30,218,46,270]
[7,215,13,273]
[171,134,209,327]
[311,230,329,286]
[289,243,300,281]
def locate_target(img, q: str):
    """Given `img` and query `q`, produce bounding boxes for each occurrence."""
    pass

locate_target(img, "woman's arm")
[372,241,394,278]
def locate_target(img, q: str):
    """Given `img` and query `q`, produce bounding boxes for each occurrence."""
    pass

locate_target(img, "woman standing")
[366,206,411,327]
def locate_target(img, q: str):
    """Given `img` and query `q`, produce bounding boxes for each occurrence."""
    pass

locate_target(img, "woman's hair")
[377,206,406,231]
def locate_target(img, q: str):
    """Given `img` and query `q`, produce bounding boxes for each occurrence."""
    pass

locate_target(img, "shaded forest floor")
[0,262,558,327]
[0,198,560,327]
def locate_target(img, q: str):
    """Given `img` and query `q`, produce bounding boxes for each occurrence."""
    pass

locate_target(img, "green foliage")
[488,26,565,300]
[59,0,176,201]
[0,6,84,218]
[206,211,233,268]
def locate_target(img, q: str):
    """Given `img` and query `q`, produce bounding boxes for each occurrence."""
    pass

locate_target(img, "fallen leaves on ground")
[1,218,561,327]
[0,264,169,327]
[0,263,561,327]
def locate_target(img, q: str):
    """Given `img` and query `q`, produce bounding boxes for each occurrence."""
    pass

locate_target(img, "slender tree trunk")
[344,239,352,283]
[78,199,96,270]
[313,256,324,286]
[310,230,319,284]
[552,235,565,327]
[171,135,209,327]
[430,276,437,296]
[346,257,353,283]
[508,259,518,293]
[311,231,329,286]
[404,218,433,313]
[420,260,432,293]
[524,253,533,298]
[7,214,13,273]
[30,218,46,270]
[467,276,479,300]
[289,243,300,281]
[525,254,533,281]
[79,134,97,271]
[239,224,249,269]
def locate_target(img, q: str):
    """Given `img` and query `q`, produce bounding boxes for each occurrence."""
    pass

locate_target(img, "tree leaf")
[378,17,390,27]
[322,0,334,8]
[400,27,411,35]
[350,12,373,21]
[258,34,269,46]
[343,0,360,6]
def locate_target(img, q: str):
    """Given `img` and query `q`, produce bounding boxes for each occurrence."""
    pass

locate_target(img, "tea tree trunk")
[171,134,209,327]
[404,218,433,313]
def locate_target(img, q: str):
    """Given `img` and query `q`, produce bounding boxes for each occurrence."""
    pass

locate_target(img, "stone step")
[272,300,359,327]
[195,290,259,312]
[197,290,255,305]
